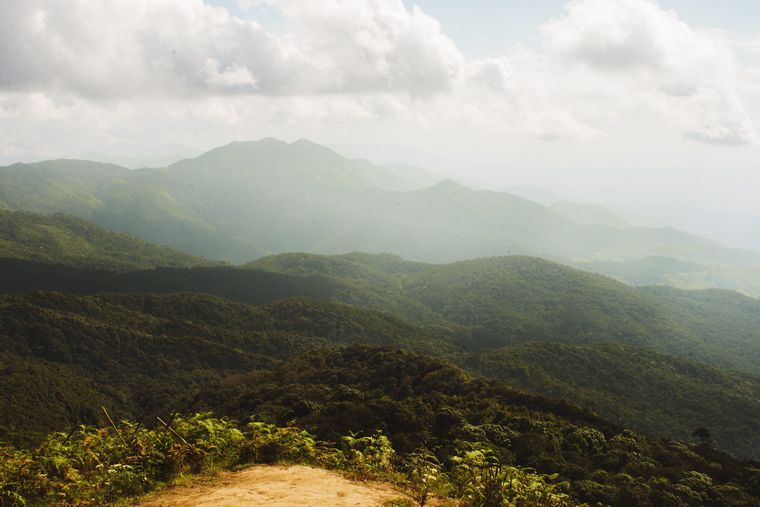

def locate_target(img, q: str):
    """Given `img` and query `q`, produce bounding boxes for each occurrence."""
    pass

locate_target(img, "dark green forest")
[1,211,760,505]
[1,290,759,460]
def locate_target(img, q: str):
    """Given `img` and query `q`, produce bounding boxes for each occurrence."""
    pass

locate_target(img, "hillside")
[0,209,215,270]
[465,342,760,459]
[4,251,760,374]
[3,344,759,506]
[198,347,760,506]
[2,139,759,292]
[0,291,455,445]
[550,201,631,229]
[246,252,760,375]
[2,285,760,458]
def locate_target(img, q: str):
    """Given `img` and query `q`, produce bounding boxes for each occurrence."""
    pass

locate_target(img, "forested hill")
[2,290,760,505]
[249,252,760,376]
[2,289,760,459]
[0,209,216,270]
[4,251,760,373]
[185,347,760,506]
[0,291,456,446]
[2,139,760,294]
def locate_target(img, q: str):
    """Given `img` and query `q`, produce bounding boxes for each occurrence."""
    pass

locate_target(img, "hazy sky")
[2,0,760,247]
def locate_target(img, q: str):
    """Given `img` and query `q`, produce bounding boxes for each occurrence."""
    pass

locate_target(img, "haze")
[2,0,760,249]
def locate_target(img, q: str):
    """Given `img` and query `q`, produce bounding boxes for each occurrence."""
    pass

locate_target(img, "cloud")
[0,0,758,162]
[0,0,463,98]
[541,0,757,145]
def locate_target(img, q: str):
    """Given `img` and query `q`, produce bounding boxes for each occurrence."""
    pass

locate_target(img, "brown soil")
[138,464,413,506]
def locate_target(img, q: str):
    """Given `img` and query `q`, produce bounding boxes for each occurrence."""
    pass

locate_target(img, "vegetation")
[0,209,216,270]
[3,347,759,506]
[3,256,760,457]
[247,252,760,375]
[7,252,760,375]
[2,140,759,295]
[464,342,760,458]
[0,412,588,507]
[0,291,455,446]
[196,347,760,506]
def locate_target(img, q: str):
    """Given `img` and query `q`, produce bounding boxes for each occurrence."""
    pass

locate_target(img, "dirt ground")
[138,464,413,506]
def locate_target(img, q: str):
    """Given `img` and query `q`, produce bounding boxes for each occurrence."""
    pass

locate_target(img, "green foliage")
[0,414,346,506]
[339,430,396,480]
[450,449,574,507]
[0,209,215,271]
[197,347,760,507]
[0,413,585,507]
[467,341,760,459]
[405,448,449,505]
[0,291,454,446]
[2,286,760,459]
[240,422,317,464]
[0,414,240,505]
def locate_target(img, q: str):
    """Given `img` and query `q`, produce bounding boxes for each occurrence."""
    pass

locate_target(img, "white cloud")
[541,0,757,145]
[0,0,463,98]
[0,0,758,163]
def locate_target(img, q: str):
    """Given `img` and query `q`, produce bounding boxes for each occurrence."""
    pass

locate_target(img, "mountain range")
[2,138,760,295]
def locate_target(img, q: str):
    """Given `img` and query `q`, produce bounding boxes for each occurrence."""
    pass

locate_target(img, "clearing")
[138,464,413,506]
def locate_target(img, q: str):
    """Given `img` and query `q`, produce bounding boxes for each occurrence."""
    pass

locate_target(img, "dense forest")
[0,209,215,270]
[3,346,759,506]
[1,289,759,460]
[6,251,760,374]
[1,211,760,505]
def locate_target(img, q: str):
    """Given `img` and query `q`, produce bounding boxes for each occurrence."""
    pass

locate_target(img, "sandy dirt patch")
[138,464,412,506]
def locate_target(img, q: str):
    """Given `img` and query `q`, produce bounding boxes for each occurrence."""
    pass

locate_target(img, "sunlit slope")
[4,251,760,376]
[0,209,215,270]
[248,252,760,374]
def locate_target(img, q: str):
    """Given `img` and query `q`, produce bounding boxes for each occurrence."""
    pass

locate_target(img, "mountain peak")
[425,178,470,193]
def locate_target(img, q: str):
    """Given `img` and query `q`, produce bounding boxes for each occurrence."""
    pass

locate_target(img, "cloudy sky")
[2,0,760,247]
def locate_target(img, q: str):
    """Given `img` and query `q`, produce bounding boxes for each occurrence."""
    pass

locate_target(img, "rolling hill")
[0,209,215,270]
[2,253,760,457]
[2,139,760,293]
[4,251,760,376]
[0,291,456,445]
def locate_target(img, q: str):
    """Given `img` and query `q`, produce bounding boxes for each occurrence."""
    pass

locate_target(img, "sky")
[2,0,760,248]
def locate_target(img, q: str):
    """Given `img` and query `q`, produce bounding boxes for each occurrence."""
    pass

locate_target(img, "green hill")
[0,291,456,445]
[246,252,760,375]
[2,284,760,458]
[3,139,760,292]
[4,347,760,506]
[4,251,760,374]
[465,342,760,459]
[0,209,215,270]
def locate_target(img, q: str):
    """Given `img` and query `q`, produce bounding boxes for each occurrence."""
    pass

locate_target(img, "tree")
[692,427,711,445]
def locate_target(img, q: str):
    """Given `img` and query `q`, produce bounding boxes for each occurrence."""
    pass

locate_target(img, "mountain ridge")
[2,138,760,293]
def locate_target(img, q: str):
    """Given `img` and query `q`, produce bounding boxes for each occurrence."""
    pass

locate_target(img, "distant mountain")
[550,201,631,229]
[499,184,565,206]
[2,138,759,292]
[0,209,215,270]
[575,255,704,285]
[379,162,443,190]
[576,255,760,295]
